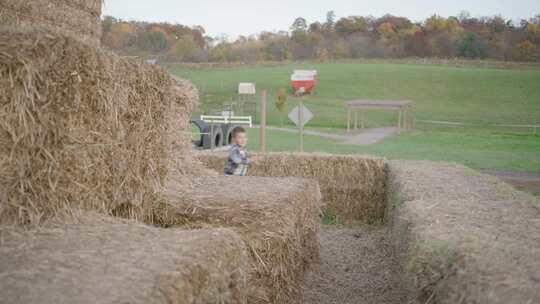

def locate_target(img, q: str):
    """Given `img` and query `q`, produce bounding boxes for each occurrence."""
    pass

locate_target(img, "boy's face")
[234,132,248,147]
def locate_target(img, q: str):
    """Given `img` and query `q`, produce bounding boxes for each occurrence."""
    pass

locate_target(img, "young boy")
[224,126,257,176]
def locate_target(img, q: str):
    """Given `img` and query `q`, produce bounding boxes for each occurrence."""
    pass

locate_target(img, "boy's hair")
[231,126,246,138]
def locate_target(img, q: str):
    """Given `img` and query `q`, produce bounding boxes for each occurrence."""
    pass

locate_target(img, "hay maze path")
[300,225,405,304]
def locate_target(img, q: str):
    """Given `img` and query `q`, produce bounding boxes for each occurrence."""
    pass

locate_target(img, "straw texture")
[0,29,198,225]
[388,160,540,304]
[0,212,248,304]
[156,173,322,304]
[198,152,388,222]
[0,0,102,46]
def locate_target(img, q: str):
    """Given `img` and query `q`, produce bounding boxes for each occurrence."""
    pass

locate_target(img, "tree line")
[101,12,540,62]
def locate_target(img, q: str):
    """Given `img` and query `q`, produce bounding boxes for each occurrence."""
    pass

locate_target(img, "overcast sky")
[103,0,540,38]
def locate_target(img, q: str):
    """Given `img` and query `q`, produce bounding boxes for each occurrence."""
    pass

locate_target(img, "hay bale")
[388,160,540,304]
[0,29,198,225]
[198,152,388,222]
[0,213,248,304]
[56,0,102,16]
[0,0,102,46]
[156,173,322,303]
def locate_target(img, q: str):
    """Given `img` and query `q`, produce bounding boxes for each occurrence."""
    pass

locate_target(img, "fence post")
[299,98,304,153]
[260,90,267,153]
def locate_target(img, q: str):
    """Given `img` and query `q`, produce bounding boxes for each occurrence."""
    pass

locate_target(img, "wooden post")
[403,108,407,131]
[361,110,365,129]
[254,96,258,124]
[299,98,304,153]
[407,107,412,130]
[260,90,267,153]
[347,109,351,133]
[397,110,402,133]
[354,111,358,130]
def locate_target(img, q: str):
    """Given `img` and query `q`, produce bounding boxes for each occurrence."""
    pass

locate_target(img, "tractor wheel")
[202,125,224,149]
[190,119,208,147]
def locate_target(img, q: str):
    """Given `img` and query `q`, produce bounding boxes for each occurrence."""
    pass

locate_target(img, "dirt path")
[260,126,345,140]
[342,128,401,145]
[300,225,405,304]
[257,126,400,146]
[481,170,540,194]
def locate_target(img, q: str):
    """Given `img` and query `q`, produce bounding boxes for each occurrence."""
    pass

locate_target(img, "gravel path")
[258,126,345,140]
[342,128,401,145]
[300,225,405,304]
[256,126,400,146]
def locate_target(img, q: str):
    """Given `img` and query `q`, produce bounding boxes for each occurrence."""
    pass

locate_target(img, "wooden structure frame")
[345,100,413,133]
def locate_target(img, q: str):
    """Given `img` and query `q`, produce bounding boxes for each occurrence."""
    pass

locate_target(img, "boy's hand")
[251,156,260,164]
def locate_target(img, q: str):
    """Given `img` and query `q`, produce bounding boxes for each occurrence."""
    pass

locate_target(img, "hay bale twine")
[0,28,199,225]
[0,213,248,304]
[0,0,102,46]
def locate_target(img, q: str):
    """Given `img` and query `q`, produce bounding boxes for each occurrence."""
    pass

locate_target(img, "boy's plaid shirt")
[224,144,251,176]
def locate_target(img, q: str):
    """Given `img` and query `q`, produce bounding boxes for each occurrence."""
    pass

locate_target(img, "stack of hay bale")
[0,0,102,46]
[0,28,199,224]
[0,1,323,303]
[198,152,388,222]
[0,1,250,303]
[388,161,540,304]
[0,213,248,304]
[158,173,322,303]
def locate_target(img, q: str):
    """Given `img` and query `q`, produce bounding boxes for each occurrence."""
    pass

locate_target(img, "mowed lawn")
[169,62,540,172]
[244,128,540,173]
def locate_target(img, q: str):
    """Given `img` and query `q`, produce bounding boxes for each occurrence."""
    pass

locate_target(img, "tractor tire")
[202,125,224,150]
[220,123,232,146]
[190,119,208,147]
[224,125,241,146]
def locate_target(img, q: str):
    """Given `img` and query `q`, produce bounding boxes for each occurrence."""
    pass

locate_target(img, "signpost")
[288,100,313,152]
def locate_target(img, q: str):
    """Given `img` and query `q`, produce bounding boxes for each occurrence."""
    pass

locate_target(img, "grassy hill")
[169,61,540,172]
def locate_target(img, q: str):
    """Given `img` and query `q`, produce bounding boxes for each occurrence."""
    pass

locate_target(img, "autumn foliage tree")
[101,13,540,62]
[514,40,537,61]
[275,89,288,127]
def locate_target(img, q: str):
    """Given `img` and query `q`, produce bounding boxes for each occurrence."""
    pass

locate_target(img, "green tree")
[136,31,169,53]
[335,17,366,36]
[325,11,336,31]
[166,35,200,61]
[457,32,488,58]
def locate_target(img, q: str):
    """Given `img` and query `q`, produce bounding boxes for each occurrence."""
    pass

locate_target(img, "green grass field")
[243,128,540,172]
[169,61,540,172]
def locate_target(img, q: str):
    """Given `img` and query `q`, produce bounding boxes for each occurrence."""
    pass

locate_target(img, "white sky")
[103,0,540,38]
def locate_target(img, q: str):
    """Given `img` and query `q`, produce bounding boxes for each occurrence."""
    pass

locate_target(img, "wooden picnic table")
[345,100,413,133]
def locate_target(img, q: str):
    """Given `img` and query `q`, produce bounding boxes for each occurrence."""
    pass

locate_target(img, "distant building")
[238,83,256,95]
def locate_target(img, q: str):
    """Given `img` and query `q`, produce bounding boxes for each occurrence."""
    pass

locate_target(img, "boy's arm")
[230,148,251,165]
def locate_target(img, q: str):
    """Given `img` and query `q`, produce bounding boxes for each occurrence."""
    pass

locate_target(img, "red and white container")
[291,70,317,94]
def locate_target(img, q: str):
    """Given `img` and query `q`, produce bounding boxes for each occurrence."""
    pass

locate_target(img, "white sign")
[238,83,256,95]
[291,70,317,81]
[221,111,234,117]
[288,104,313,127]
